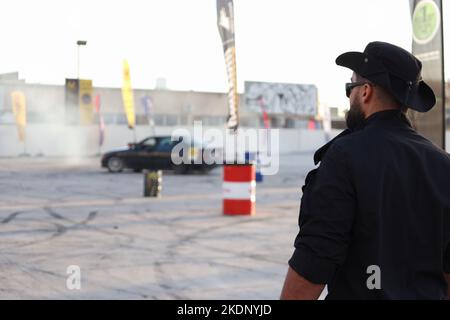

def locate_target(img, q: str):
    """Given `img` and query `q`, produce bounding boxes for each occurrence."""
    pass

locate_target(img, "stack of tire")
[143,170,162,197]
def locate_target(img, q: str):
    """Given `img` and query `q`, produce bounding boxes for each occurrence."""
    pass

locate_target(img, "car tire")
[173,164,189,175]
[107,157,124,173]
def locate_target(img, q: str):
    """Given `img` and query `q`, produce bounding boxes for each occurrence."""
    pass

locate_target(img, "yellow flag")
[11,91,26,142]
[121,60,136,129]
[79,79,94,125]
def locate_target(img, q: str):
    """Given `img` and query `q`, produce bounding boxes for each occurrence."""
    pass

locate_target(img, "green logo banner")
[409,0,445,149]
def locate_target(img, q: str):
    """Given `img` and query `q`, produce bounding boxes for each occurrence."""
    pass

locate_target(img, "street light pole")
[76,40,87,79]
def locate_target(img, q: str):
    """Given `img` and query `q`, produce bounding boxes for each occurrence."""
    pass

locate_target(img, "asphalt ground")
[0,153,317,299]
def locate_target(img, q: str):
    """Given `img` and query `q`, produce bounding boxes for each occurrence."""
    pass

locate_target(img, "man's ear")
[361,84,374,103]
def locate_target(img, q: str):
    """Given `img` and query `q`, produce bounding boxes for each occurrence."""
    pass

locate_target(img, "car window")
[141,138,156,149]
[155,137,173,152]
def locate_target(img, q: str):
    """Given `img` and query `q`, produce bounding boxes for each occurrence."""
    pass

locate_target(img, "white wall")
[0,124,448,157]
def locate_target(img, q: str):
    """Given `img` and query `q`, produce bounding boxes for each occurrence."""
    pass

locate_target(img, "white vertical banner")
[217,0,238,130]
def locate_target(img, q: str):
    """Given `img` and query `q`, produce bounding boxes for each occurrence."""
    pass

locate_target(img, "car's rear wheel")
[107,157,124,173]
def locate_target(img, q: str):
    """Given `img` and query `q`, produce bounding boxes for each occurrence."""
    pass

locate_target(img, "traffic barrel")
[143,170,162,197]
[223,163,256,216]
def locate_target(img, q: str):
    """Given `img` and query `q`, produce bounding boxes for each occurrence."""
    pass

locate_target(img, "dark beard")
[345,101,365,130]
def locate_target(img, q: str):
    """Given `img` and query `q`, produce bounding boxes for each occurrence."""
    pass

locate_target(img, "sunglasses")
[345,82,373,98]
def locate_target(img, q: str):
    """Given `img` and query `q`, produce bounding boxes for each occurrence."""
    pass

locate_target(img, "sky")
[0,0,449,109]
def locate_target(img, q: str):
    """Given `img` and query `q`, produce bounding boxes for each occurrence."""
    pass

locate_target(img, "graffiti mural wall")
[244,81,318,116]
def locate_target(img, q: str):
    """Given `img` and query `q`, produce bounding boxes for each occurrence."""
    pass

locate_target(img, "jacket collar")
[313,109,411,165]
[363,109,412,128]
[313,129,352,165]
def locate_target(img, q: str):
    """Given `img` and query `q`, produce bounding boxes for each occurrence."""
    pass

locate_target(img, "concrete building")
[0,74,321,129]
[1,74,447,157]
[0,74,334,157]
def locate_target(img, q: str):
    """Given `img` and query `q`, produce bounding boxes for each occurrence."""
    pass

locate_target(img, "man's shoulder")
[324,126,401,163]
[329,129,370,154]
[329,126,450,164]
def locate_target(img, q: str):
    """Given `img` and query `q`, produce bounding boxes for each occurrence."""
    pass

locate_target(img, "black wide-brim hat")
[336,41,436,112]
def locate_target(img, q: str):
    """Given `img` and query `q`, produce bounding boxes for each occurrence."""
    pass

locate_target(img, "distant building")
[0,72,25,84]
[0,74,324,129]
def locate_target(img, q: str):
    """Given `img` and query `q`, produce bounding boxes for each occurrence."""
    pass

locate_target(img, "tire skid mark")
[150,213,281,297]
[46,209,99,238]
[45,207,67,221]
[0,208,103,250]
[152,260,186,299]
[43,207,89,238]
[2,256,153,299]
[1,211,24,224]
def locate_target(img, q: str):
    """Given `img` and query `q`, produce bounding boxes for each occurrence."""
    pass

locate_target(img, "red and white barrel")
[223,164,256,216]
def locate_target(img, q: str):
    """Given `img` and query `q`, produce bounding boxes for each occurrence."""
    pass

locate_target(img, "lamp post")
[76,40,87,79]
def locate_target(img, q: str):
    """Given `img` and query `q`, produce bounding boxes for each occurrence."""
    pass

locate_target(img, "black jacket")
[289,109,450,299]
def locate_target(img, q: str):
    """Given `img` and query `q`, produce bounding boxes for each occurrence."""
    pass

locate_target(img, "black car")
[101,136,220,174]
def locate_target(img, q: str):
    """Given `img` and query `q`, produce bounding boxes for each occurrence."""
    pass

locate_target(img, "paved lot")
[0,153,316,299]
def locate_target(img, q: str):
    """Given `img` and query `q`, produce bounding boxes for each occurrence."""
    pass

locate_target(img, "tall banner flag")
[409,0,445,148]
[141,95,156,136]
[94,94,105,147]
[65,78,79,125]
[141,95,156,125]
[217,0,238,130]
[11,91,26,142]
[257,96,270,129]
[122,60,136,129]
[79,79,94,125]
